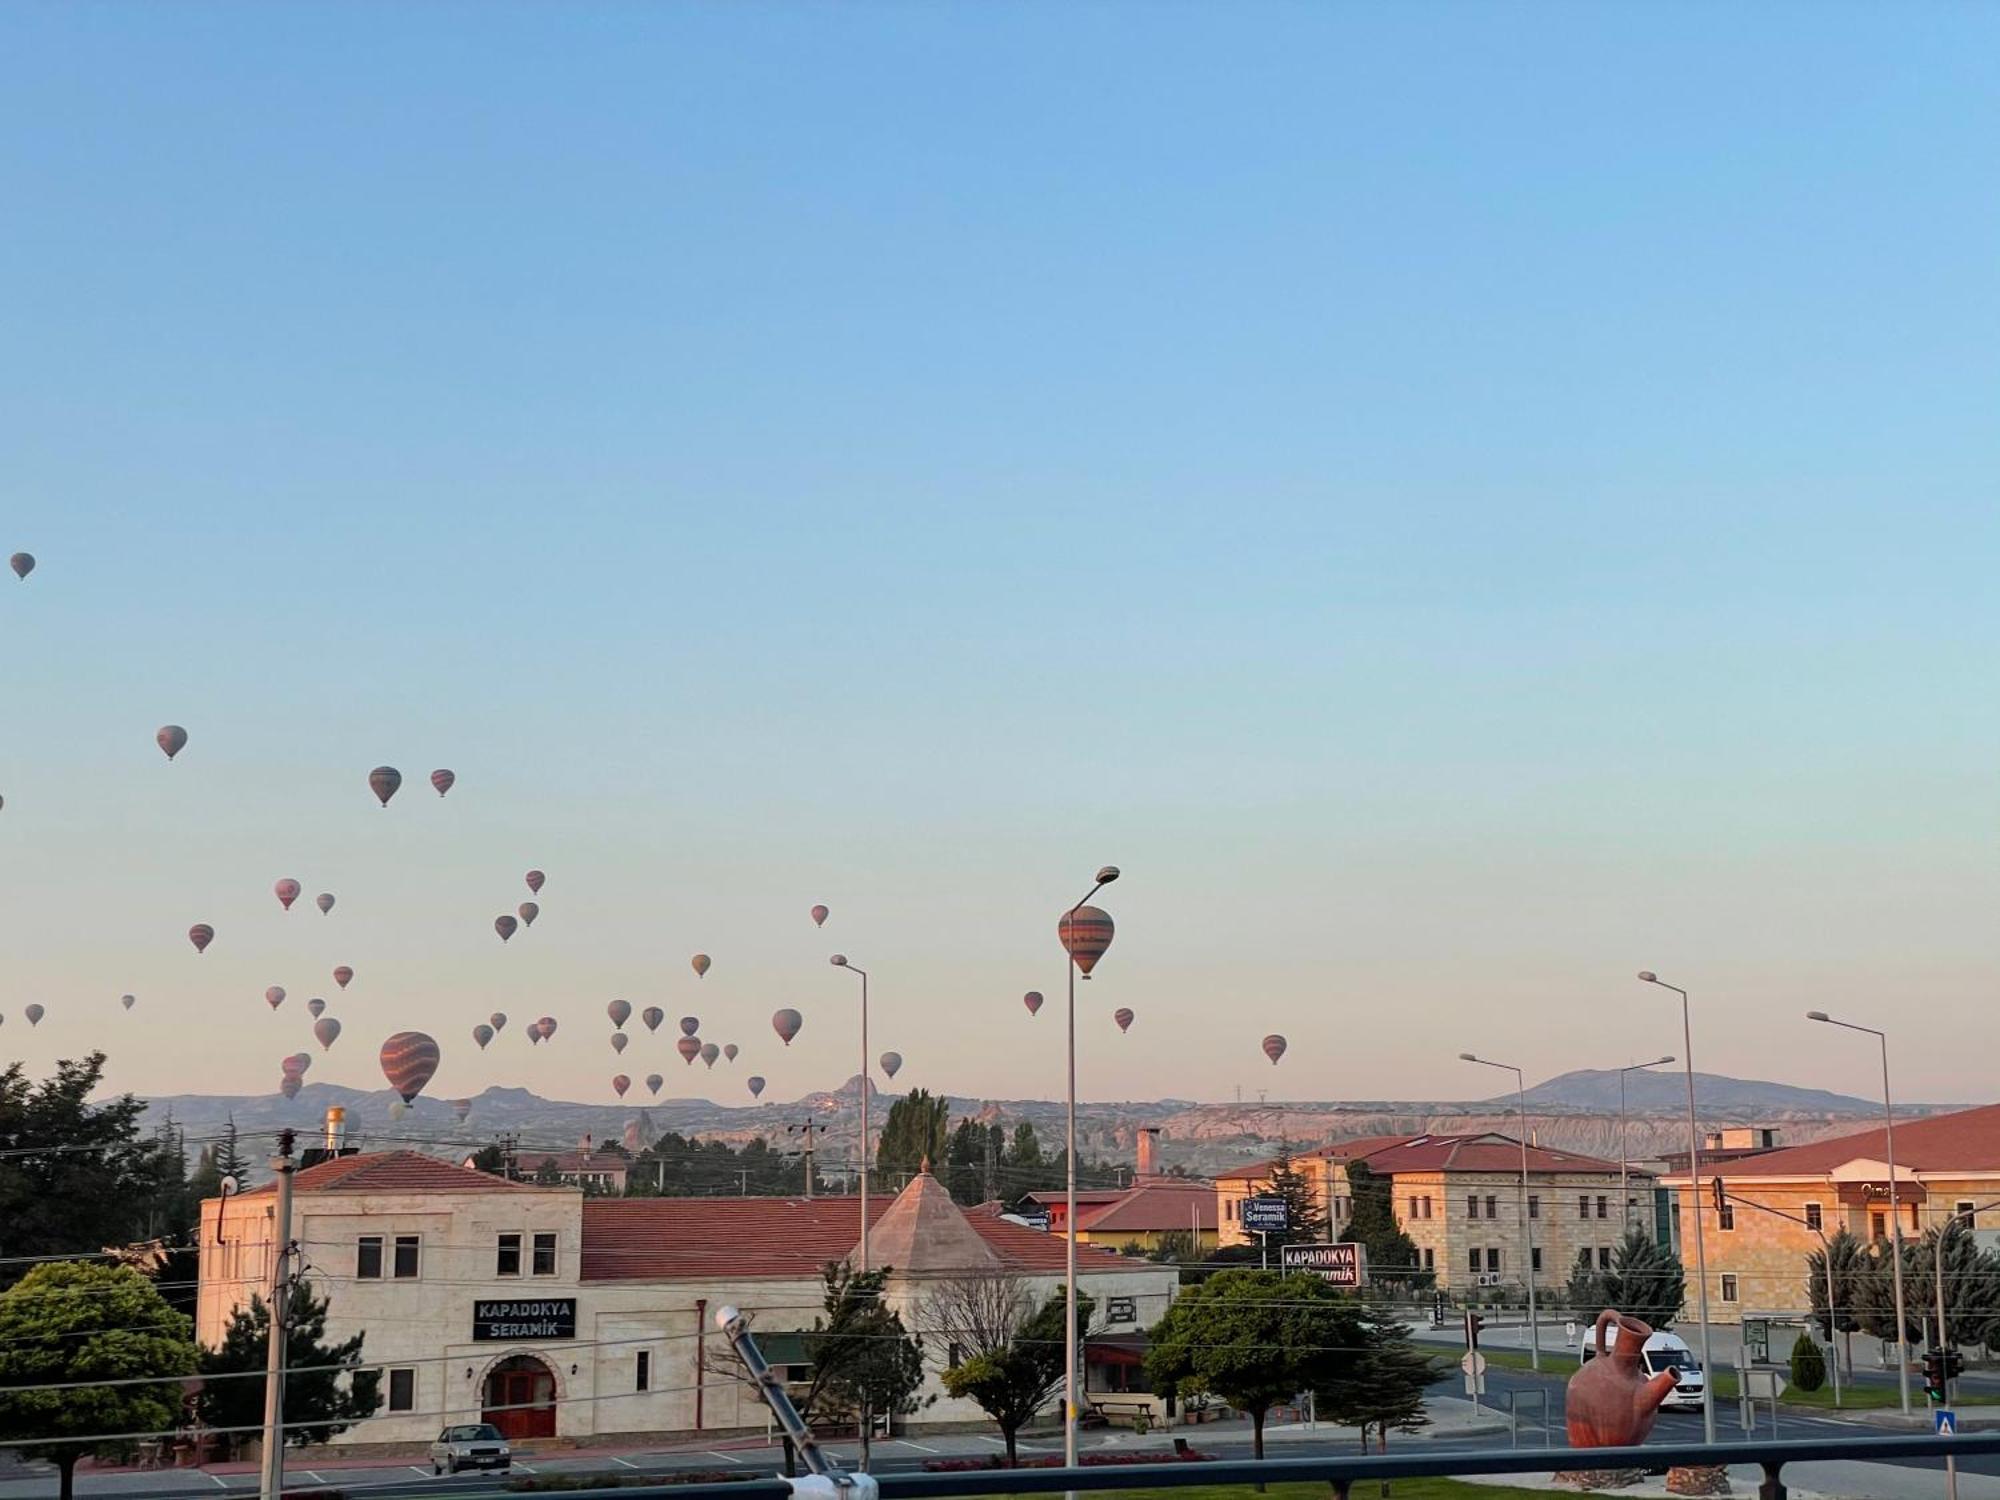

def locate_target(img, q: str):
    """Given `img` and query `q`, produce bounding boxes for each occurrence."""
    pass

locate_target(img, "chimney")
[324,1105,346,1153]
[1136,1127,1161,1183]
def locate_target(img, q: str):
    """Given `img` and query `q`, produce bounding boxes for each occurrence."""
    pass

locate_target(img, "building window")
[1423,1247,1435,1270]
[1486,1248,1502,1273]
[1909,1203,1921,1233]
[1528,1195,1540,1220]
[533,1232,558,1276]
[388,1367,416,1411]
[496,1233,522,1277]
[948,1342,965,1367]
[1596,1196,1608,1220]
[1468,1248,1482,1274]
[1579,1195,1590,1220]
[392,1235,420,1279]
[356,1236,383,1280]
[1957,1201,1976,1221]
[1424,1195,1435,1219]
[1531,1247,1543,1273]
[1872,1211,1887,1240]
[1485,1194,1498,1220]
[1718,1202,1735,1232]
[1720,1275,1738,1303]
[1467,1195,1480,1220]
[1597,1246,1612,1270]
[1804,1203,1822,1233]
[636,1351,651,1392]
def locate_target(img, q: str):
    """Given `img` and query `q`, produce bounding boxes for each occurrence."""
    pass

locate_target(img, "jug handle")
[1592,1308,1619,1358]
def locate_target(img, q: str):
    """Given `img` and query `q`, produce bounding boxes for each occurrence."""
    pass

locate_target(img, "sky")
[1,3,1995,1113]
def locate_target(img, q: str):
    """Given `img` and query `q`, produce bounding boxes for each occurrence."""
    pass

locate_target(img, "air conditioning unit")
[1476,1272,1501,1288]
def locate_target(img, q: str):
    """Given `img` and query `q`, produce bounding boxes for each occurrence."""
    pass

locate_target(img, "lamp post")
[1637,972,1716,1445]
[1615,1055,1676,1232]
[1458,1053,1541,1372]
[1058,865,1119,1474]
[829,955,870,1271]
[1807,1009,1913,1417]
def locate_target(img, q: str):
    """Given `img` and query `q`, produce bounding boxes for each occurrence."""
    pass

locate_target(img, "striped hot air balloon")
[1058,906,1114,976]
[641,1006,665,1033]
[679,1016,699,1038]
[379,1030,441,1103]
[188,923,214,954]
[1113,1008,1135,1033]
[525,869,545,893]
[1262,1034,1288,1065]
[431,769,455,797]
[369,766,402,806]
[676,1036,701,1065]
[611,1074,631,1098]
[1023,990,1044,1016]
[316,892,336,915]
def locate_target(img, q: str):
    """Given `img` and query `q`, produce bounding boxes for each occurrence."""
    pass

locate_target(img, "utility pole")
[258,1130,297,1500]
[984,1127,998,1204]
[498,1131,519,1181]
[788,1117,819,1199]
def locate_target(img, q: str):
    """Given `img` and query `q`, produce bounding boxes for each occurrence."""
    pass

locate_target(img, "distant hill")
[1507,1068,1884,1118]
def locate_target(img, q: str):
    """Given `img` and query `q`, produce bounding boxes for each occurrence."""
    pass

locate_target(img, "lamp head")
[1095,865,1121,885]
[1458,1052,1479,1063]
[1659,1055,1676,1066]
[1805,1009,1830,1023]
[830,954,848,967]
[1637,971,1658,984]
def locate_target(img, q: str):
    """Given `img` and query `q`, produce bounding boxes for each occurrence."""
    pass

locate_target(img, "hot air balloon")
[811,904,829,927]
[611,1032,630,1055]
[699,1042,719,1069]
[473,1023,494,1049]
[527,1029,542,1046]
[645,1073,663,1096]
[389,1100,408,1120]
[722,1043,739,1062]
[379,1030,441,1103]
[453,1099,472,1123]
[1023,990,1044,1016]
[489,1011,507,1033]
[537,1016,558,1040]
[880,1051,903,1079]
[431,769,455,797]
[494,914,518,942]
[316,892,335,915]
[611,1074,631,1098]
[280,1075,302,1100]
[676,1036,701,1065]
[607,999,632,1029]
[368,766,402,806]
[24,1004,44,1027]
[8,553,32,580]
[274,878,301,911]
[525,869,545,893]
[288,1052,312,1075]
[772,1008,802,1046]
[679,1016,700,1038]
[747,1076,766,1098]
[314,1017,342,1051]
[518,901,539,927]
[1261,1033,1288,1065]
[306,997,326,1019]
[691,953,711,978]
[157,725,188,761]
[1113,1007,1135,1033]
[333,965,353,990]
[120,993,136,1011]
[265,986,286,1010]
[1059,906,1115,976]
[641,1006,664,1033]
[188,923,214,954]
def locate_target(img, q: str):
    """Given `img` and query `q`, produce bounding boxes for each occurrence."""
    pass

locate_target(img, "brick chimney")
[1136,1126,1161,1183]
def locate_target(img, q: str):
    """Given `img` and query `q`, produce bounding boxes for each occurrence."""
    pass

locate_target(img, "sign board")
[1018,1210,1052,1232]
[1241,1196,1290,1234]
[1280,1241,1368,1287]
[473,1298,578,1341]
[1740,1367,1788,1400]
[1460,1351,1487,1378]
[1105,1296,1137,1325]
[1937,1409,1957,1436]
[1463,1372,1486,1397]
[1743,1318,1771,1365]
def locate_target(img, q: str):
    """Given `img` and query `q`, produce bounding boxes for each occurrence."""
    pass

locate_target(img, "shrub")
[1789,1330,1827,1393]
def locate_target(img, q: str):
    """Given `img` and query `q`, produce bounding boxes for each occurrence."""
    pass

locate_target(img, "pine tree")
[1340,1161,1430,1289]
[1007,1121,1043,1170]
[875,1090,950,1184]
[1598,1227,1686,1330]
[1261,1142,1328,1252]
[199,1281,381,1452]
[943,1118,987,1205]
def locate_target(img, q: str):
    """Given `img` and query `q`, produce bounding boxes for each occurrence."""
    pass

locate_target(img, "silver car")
[429,1423,511,1475]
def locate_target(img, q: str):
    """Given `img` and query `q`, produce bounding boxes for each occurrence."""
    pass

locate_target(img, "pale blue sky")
[2,3,1995,1110]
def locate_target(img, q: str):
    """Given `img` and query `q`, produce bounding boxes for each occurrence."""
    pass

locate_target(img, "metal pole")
[1514,1068,1540,1372]
[858,968,869,1272]
[258,1131,296,1500]
[1064,931,1079,1472]
[1619,1067,1630,1234]
[1938,1222,1958,1500]
[1881,1032,1914,1418]
[1821,1234,1841,1409]
[1673,991,1717,1444]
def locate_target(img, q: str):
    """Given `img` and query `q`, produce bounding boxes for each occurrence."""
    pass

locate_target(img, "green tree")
[0,1263,197,1500]
[799,1264,927,1470]
[533,1157,565,1185]
[1597,1228,1686,1330]
[1317,1315,1443,1477]
[943,1118,987,1205]
[1146,1269,1368,1460]
[932,1280,1092,1466]
[198,1280,381,1453]
[1788,1330,1826,1393]
[1564,1247,1607,1312]
[1340,1162,1430,1290]
[875,1090,950,1184]
[1806,1228,1868,1351]
[1251,1142,1327,1254]
[1007,1122,1043,1171]
[465,1143,508,1177]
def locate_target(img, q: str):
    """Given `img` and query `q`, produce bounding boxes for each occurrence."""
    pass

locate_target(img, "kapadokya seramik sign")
[1281,1241,1368,1287]
[474,1298,577,1341]
[1241,1196,1290,1233]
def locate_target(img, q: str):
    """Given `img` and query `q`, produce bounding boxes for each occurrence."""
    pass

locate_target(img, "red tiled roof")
[1217,1133,1623,1184]
[1077,1181,1217,1234]
[516,1151,629,1174]
[1668,1104,2000,1180]
[580,1194,1143,1281]
[237,1150,555,1197]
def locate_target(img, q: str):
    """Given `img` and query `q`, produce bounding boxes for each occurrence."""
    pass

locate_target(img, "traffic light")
[1712,1176,1727,1215]
[1943,1348,1965,1383]
[1465,1311,1484,1350]
[1923,1349,1946,1402]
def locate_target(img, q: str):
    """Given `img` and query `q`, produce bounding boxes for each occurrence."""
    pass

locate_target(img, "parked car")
[429,1423,511,1475]
[1578,1325,1708,1412]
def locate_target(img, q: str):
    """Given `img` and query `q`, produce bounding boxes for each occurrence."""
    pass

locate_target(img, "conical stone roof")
[852,1162,1000,1275]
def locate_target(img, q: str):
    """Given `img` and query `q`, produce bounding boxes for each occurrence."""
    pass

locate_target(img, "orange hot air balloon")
[690,953,711,978]
[1023,990,1044,1017]
[676,1036,701,1065]
[157,725,188,761]
[379,1030,441,1103]
[1114,1007,1135,1033]
[431,769,455,797]
[313,1017,342,1051]
[772,1008,803,1046]
[188,923,214,954]
[368,766,402,806]
[274,878,301,910]
[518,901,539,927]
[9,553,33,580]
[489,1011,507,1033]
[645,1073,663,1096]
[265,986,286,1009]
[333,965,353,989]
[880,1051,903,1079]
[473,1023,494,1049]
[679,1016,699,1038]
[494,914,518,942]
[611,1032,630,1055]
[747,1075,766,1098]
[1059,906,1114,976]
[607,999,632,1029]
[810,904,829,927]
[641,1006,665,1033]
[611,1074,631,1098]
[306,997,326,1019]
[699,1042,719,1069]
[525,869,545,893]
[722,1043,739,1062]
[1262,1033,1288,1065]
[25,1003,45,1026]
[316,892,335,915]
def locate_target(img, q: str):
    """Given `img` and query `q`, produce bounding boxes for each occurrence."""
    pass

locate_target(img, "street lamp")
[1637,971,1717,1444]
[1807,1009,1913,1417]
[829,955,870,1271]
[1058,864,1119,1474]
[1459,1053,1541,1372]
[1614,1056,1676,1231]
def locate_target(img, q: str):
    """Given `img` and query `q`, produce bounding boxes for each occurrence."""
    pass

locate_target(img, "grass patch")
[1005,1484,1552,1500]
[1465,1346,1905,1409]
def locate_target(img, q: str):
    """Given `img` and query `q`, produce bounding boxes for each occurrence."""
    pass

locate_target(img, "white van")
[1578,1325,1708,1413]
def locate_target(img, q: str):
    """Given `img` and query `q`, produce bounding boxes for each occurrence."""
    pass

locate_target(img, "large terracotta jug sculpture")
[1566,1311,1680,1448]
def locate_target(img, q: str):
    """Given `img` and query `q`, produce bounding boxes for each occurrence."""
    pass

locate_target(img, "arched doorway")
[482,1354,557,1440]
